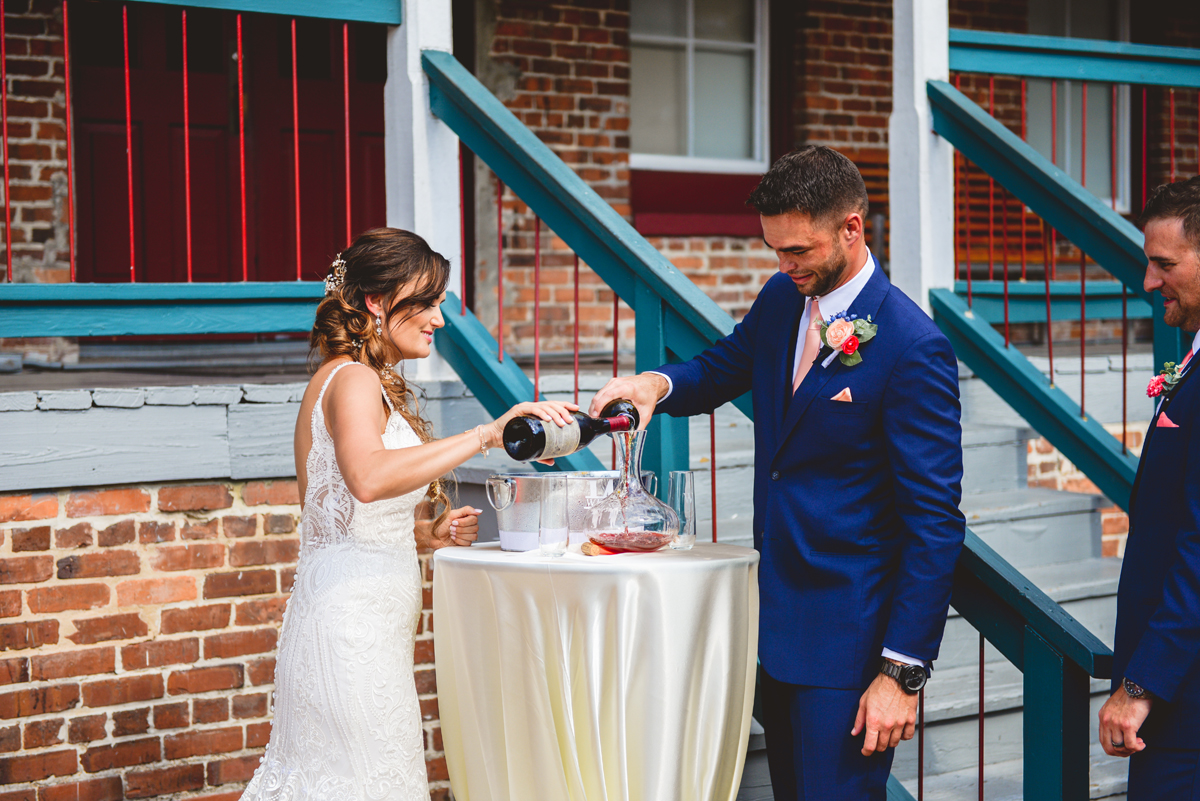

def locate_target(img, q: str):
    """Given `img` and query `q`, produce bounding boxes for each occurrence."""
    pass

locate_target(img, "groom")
[590,146,965,799]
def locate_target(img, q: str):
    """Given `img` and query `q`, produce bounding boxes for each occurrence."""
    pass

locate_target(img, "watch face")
[901,666,928,693]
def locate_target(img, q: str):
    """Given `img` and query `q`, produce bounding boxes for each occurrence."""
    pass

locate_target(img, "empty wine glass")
[667,470,696,551]
[539,474,569,557]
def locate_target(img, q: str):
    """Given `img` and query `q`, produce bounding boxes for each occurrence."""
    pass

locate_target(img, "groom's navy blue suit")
[655,259,965,798]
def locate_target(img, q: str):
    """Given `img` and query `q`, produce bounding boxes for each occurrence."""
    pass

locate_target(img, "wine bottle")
[502,398,640,461]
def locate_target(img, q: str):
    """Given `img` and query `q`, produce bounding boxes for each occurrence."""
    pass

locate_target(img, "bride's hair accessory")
[324,254,347,295]
[381,362,397,384]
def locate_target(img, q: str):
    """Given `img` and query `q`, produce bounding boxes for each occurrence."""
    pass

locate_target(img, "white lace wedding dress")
[242,362,430,801]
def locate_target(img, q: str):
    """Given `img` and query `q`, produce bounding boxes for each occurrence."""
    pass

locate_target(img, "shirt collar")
[810,246,875,322]
[1190,329,1200,361]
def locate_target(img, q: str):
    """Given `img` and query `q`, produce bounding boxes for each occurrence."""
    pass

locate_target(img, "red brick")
[116,576,196,606]
[0,555,53,584]
[55,522,93,549]
[420,696,439,721]
[27,583,109,614]
[182,519,220,540]
[0,725,16,753]
[221,516,257,538]
[56,550,140,580]
[194,697,229,724]
[66,489,149,518]
[232,692,268,719]
[138,521,175,544]
[426,755,449,782]
[246,721,271,747]
[23,717,63,748]
[264,513,295,534]
[235,597,288,626]
[31,648,114,681]
[158,484,232,512]
[0,494,57,523]
[151,543,224,572]
[112,707,150,736]
[0,749,76,783]
[204,569,275,599]
[414,638,435,665]
[97,519,136,547]
[207,754,261,785]
[36,776,123,801]
[67,714,106,745]
[66,613,148,646]
[81,736,160,773]
[0,685,79,719]
[204,628,277,660]
[153,702,188,729]
[125,764,204,798]
[164,726,242,759]
[414,668,437,694]
[0,592,18,619]
[160,603,231,634]
[248,657,275,686]
[168,664,243,695]
[242,480,300,506]
[82,674,163,708]
[121,638,198,670]
[0,620,57,651]
[229,539,300,567]
[11,526,49,551]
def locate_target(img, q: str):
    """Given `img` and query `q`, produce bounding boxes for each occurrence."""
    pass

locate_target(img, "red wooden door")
[70,2,386,283]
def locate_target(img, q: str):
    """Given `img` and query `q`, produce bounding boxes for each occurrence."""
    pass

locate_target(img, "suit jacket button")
[771,471,780,481]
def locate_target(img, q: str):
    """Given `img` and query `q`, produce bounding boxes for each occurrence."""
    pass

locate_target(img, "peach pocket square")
[1157,411,1180,428]
[831,387,854,402]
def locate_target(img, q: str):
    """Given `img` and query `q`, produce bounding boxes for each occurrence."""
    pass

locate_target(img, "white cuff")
[646,371,673,400]
[882,648,928,668]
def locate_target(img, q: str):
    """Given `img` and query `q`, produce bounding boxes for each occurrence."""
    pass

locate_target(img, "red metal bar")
[1170,87,1177,182]
[918,689,925,801]
[1,0,11,283]
[1122,285,1128,454]
[954,149,961,282]
[710,413,717,543]
[988,77,996,281]
[979,632,985,801]
[1044,221,1055,384]
[612,291,619,469]
[1080,82,1087,417]
[534,216,541,401]
[1021,79,1028,281]
[291,18,301,280]
[573,253,580,406]
[62,0,76,282]
[458,148,466,316]
[1142,87,1148,209]
[237,13,247,280]
[497,179,504,362]
[1051,80,1058,280]
[343,22,352,249]
[1003,189,1009,346]
[182,10,193,281]
[124,4,135,282]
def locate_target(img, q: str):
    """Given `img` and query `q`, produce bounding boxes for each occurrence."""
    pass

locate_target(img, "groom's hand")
[851,665,918,756]
[588,373,669,429]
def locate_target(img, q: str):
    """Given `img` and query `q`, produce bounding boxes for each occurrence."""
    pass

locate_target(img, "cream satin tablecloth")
[433,542,760,801]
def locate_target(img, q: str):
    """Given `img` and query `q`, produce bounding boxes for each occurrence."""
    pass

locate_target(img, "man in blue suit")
[1100,175,1200,800]
[590,146,965,799]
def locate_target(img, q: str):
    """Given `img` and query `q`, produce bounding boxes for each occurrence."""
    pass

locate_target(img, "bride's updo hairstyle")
[311,227,452,518]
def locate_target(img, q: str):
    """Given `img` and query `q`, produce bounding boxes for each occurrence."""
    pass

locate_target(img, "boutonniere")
[1148,361,1187,398]
[820,313,878,367]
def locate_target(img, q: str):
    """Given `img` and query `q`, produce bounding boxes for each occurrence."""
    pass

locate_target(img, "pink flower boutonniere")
[1148,361,1186,398]
[820,313,878,367]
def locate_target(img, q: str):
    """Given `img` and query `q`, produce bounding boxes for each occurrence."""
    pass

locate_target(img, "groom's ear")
[840,212,864,245]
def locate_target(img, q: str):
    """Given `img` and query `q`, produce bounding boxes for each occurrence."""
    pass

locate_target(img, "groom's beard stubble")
[797,245,850,298]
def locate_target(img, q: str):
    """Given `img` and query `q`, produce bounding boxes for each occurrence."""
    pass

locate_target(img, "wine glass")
[667,470,696,551]
[539,474,569,557]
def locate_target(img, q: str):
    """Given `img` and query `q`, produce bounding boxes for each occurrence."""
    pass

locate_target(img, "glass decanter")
[584,430,679,552]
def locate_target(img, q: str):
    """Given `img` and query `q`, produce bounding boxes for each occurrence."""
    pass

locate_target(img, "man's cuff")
[882,648,929,668]
[645,371,673,400]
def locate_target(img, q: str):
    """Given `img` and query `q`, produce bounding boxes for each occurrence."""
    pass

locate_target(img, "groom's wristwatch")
[880,659,928,695]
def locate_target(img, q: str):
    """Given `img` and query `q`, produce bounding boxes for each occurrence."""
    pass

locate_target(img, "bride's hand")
[428,506,481,549]
[485,400,580,459]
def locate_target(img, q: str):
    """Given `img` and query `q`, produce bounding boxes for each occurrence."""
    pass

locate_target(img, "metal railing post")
[1022,627,1091,801]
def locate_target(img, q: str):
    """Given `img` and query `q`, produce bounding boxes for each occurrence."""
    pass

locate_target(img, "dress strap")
[380,383,398,414]
[312,361,374,436]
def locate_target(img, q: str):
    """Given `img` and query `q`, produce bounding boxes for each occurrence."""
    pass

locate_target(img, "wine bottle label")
[539,420,583,459]
[607,415,634,432]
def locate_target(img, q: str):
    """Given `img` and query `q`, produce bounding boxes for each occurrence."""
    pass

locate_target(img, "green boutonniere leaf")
[839,350,863,367]
[852,318,878,344]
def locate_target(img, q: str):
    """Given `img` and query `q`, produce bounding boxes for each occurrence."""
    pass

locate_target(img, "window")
[1026,0,1131,211]
[629,0,768,174]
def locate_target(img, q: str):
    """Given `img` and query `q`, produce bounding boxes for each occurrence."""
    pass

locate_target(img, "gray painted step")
[962,423,1034,495]
[961,488,1106,568]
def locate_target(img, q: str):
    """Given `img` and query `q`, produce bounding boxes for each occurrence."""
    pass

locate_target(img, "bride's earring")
[375,315,383,338]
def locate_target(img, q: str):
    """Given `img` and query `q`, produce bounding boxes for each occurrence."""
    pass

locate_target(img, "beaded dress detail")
[241,362,428,801]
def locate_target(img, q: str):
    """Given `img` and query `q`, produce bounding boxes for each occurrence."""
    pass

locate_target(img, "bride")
[241,228,575,800]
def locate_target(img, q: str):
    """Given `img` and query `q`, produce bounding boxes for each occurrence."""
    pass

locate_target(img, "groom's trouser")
[760,668,893,801]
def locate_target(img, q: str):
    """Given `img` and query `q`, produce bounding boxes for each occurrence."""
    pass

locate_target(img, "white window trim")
[629,0,770,175]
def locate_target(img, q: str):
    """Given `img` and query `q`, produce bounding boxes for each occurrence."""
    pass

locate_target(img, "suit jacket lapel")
[773,257,890,461]
[1130,352,1200,512]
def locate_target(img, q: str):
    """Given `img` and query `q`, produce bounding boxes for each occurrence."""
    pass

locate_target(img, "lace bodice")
[302,362,426,553]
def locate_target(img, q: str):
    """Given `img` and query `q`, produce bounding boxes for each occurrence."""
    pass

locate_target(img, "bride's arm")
[325,364,576,503]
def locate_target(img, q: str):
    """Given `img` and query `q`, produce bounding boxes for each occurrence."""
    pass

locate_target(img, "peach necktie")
[793,297,823,394]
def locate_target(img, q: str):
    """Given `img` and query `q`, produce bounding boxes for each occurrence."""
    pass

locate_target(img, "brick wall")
[0,480,448,800]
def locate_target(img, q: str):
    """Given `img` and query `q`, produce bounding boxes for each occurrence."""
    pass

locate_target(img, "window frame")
[628,0,770,175]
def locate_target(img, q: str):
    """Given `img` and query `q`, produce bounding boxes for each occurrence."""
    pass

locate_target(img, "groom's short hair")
[747,146,869,227]
[1139,175,1200,252]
